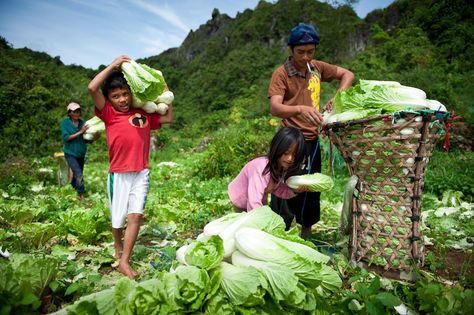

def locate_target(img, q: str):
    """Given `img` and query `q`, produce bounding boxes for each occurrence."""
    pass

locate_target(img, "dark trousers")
[64,153,85,194]
[270,138,321,229]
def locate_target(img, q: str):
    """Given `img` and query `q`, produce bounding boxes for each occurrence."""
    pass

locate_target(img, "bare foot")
[79,193,85,202]
[119,262,138,279]
[114,245,123,260]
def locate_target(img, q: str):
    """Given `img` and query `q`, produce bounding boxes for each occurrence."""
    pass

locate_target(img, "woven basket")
[324,111,446,275]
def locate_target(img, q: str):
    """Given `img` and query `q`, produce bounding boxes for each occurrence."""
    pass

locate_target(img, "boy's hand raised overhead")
[88,55,132,111]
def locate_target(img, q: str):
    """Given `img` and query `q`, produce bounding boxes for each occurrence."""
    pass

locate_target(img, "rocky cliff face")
[179,9,233,61]
[157,2,385,67]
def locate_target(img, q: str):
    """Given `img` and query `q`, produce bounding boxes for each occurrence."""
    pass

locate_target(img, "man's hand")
[298,106,323,126]
[323,98,334,112]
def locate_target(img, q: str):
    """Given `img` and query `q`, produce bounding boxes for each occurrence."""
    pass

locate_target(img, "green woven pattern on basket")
[327,112,444,271]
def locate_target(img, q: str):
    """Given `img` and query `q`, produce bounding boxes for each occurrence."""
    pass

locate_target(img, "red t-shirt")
[95,101,161,172]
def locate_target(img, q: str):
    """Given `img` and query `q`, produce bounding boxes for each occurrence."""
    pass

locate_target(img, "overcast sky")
[0,0,393,69]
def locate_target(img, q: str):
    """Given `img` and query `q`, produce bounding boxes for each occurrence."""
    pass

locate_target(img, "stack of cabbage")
[54,206,341,314]
[323,80,447,124]
[121,60,174,115]
[176,206,341,313]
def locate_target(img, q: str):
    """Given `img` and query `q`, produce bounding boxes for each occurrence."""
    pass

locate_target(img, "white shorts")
[108,169,149,228]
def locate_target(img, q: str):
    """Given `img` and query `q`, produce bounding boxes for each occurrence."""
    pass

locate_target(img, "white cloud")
[134,26,183,56]
[68,0,122,14]
[130,0,190,33]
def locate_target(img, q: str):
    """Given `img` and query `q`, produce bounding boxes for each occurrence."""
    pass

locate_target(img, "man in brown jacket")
[268,22,354,238]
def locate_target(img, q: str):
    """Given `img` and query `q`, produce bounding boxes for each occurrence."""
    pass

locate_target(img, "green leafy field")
[1,121,473,314]
[1,0,474,313]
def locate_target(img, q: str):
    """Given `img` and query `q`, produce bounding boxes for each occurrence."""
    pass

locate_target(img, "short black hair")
[101,70,130,99]
[264,126,306,182]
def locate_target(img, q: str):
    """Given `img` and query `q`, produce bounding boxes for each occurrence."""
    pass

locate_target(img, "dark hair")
[263,126,306,183]
[101,70,130,99]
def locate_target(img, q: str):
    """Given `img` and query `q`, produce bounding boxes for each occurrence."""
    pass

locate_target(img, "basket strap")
[329,138,334,176]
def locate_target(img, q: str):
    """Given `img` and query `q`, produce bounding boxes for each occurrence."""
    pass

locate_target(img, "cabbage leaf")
[121,60,166,104]
[231,251,310,309]
[175,234,224,270]
[235,227,341,291]
[220,261,268,307]
[205,205,286,258]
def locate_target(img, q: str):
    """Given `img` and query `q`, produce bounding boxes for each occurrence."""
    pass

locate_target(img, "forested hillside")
[1,1,474,314]
[0,0,473,163]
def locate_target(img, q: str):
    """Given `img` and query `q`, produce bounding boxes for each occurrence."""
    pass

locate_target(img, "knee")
[128,213,143,225]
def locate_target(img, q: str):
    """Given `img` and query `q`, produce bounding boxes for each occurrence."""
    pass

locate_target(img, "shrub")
[424,149,474,199]
[192,117,277,179]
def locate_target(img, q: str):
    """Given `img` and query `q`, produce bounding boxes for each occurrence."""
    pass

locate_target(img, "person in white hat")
[60,102,89,202]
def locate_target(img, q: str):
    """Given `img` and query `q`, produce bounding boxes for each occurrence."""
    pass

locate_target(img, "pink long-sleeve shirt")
[228,156,296,211]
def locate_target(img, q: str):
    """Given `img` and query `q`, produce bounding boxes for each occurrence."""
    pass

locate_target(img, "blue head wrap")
[288,23,320,46]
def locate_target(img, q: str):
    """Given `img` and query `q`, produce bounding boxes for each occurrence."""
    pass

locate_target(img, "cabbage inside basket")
[324,111,447,277]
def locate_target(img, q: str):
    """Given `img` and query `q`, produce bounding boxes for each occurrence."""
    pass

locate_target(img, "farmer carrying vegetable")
[60,102,97,202]
[268,22,354,239]
[88,55,173,279]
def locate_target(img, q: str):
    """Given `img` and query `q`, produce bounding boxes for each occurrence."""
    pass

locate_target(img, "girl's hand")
[264,180,278,195]
[293,186,310,193]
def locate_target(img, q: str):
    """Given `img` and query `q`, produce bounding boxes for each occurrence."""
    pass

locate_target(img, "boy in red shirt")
[88,55,173,278]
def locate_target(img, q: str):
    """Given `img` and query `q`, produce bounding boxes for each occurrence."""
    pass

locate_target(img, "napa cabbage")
[155,90,174,104]
[175,235,223,270]
[234,227,341,292]
[142,101,158,114]
[323,109,377,124]
[163,265,221,312]
[231,251,316,311]
[83,116,105,141]
[286,173,334,192]
[327,80,447,124]
[202,212,244,236]
[114,277,170,315]
[121,60,166,104]
[203,206,286,258]
[156,103,169,115]
[334,80,430,115]
[219,261,268,307]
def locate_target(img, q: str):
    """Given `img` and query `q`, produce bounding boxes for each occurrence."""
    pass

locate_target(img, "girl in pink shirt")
[228,126,306,212]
